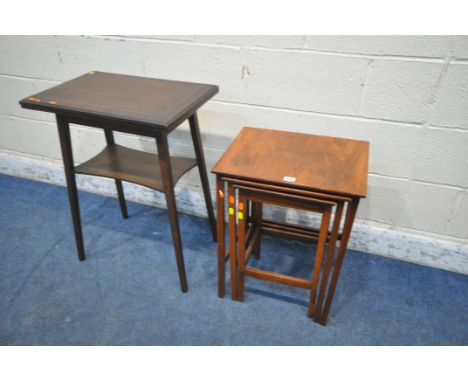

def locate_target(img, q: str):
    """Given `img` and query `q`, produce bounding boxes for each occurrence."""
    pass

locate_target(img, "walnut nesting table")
[212,127,369,324]
[19,71,219,293]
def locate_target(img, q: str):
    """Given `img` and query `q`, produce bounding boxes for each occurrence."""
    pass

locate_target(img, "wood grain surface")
[19,71,218,131]
[212,127,369,197]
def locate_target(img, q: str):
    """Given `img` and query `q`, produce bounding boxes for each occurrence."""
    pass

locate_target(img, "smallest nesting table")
[212,127,369,325]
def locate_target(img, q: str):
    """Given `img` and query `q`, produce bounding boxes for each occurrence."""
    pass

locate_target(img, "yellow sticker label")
[229,207,234,215]
[238,212,244,220]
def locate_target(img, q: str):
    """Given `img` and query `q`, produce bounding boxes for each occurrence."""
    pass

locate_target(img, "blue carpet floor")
[0,173,467,345]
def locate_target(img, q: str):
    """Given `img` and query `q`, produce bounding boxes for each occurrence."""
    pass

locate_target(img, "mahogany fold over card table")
[19,71,219,293]
[212,127,369,325]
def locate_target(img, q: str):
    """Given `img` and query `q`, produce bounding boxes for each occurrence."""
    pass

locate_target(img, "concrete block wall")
[1,36,467,264]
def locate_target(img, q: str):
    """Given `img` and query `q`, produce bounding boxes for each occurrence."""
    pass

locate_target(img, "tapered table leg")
[189,113,217,242]
[319,199,359,325]
[217,176,226,298]
[227,183,238,300]
[104,129,128,219]
[156,133,188,293]
[56,114,85,261]
[313,202,344,322]
[307,209,331,318]
[237,194,247,301]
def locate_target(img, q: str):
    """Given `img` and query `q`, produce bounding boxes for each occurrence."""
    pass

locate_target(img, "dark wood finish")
[56,114,85,261]
[244,220,256,248]
[252,202,262,259]
[237,195,247,300]
[319,199,360,325]
[261,226,319,243]
[227,183,238,300]
[261,219,343,243]
[244,228,260,264]
[189,113,216,241]
[75,144,197,192]
[104,129,128,219]
[222,176,352,202]
[20,71,218,133]
[236,188,334,311]
[65,113,159,138]
[216,175,226,298]
[20,72,218,293]
[313,202,344,321]
[233,185,336,212]
[156,134,188,293]
[214,127,367,325]
[213,127,369,197]
[244,268,312,289]
[307,209,331,318]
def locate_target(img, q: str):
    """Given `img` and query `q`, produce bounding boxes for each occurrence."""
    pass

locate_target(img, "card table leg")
[56,114,85,262]
[189,113,217,242]
[156,133,188,293]
[104,129,128,219]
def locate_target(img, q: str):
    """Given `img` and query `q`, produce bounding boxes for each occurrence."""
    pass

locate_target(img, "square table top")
[19,71,218,131]
[212,127,369,198]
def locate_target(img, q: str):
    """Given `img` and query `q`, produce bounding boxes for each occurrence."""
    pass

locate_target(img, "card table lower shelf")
[74,144,197,192]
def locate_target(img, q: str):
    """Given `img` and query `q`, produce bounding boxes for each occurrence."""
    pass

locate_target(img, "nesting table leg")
[307,209,331,318]
[252,202,263,259]
[104,129,128,219]
[56,115,85,262]
[189,113,217,242]
[227,183,239,300]
[219,180,362,325]
[156,134,188,293]
[319,199,360,325]
[313,202,344,322]
[237,195,247,301]
[216,176,226,298]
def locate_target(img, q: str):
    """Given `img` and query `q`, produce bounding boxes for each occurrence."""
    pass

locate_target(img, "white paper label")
[283,176,296,182]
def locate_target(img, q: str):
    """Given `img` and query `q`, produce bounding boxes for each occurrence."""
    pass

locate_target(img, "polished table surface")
[212,127,369,198]
[18,71,218,293]
[19,71,218,132]
[213,127,369,324]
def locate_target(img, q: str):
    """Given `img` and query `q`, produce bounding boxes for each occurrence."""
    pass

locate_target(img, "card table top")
[19,71,218,131]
